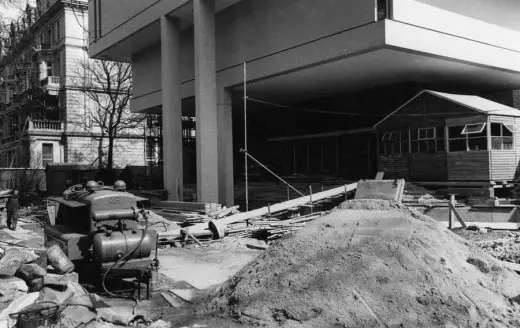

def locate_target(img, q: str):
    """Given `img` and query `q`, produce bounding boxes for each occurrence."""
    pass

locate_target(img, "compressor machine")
[44,180,158,297]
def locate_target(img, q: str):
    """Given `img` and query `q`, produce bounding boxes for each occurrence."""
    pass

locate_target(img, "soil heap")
[201,200,520,328]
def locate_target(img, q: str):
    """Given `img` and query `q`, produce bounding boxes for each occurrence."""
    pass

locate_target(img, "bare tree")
[72,59,145,175]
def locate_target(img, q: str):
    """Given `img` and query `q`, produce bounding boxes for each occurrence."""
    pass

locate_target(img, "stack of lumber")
[151,201,232,223]
[225,213,323,241]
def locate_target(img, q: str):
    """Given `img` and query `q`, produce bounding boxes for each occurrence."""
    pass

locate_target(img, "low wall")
[0,168,46,191]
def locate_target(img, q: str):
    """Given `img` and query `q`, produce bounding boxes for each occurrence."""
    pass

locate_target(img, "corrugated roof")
[375,90,520,128]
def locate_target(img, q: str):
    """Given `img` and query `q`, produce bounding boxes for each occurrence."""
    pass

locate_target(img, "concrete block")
[354,179,405,202]
[43,272,78,286]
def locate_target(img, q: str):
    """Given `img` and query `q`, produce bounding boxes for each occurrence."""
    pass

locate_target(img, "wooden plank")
[416,181,493,187]
[440,221,520,230]
[212,183,357,227]
[449,201,467,229]
[156,201,218,212]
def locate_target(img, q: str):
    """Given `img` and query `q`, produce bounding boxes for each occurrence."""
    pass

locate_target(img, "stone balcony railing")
[40,76,60,95]
[28,120,63,132]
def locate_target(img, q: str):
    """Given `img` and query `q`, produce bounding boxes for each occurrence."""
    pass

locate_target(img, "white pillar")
[194,0,219,203]
[160,16,183,201]
[218,87,234,206]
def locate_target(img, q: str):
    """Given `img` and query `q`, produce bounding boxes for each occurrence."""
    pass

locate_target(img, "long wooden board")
[440,221,520,230]
[215,183,357,227]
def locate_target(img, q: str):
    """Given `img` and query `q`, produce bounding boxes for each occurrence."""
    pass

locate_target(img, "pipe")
[101,208,150,299]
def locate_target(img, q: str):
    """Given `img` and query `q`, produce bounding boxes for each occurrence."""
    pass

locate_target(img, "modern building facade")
[88,0,520,205]
[0,0,145,169]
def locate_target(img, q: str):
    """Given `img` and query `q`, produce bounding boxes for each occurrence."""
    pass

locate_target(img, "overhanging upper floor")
[88,0,520,113]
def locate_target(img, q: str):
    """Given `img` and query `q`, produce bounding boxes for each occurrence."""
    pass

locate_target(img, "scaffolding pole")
[244,62,249,211]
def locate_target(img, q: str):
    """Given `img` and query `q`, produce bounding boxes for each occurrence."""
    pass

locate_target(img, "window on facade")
[42,143,54,167]
[146,139,158,163]
[410,127,439,153]
[381,132,398,142]
[379,131,408,155]
[417,127,435,153]
[56,20,60,41]
[461,123,486,135]
[418,127,435,140]
[448,124,487,152]
[182,128,196,140]
[47,62,53,77]
[491,123,514,150]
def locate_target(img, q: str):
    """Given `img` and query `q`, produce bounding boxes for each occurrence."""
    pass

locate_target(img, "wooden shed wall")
[377,93,476,182]
[409,153,447,181]
[378,154,410,180]
[489,115,519,181]
[516,116,520,180]
[447,152,489,181]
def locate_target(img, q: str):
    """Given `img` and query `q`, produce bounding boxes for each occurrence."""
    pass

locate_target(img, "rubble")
[475,233,520,264]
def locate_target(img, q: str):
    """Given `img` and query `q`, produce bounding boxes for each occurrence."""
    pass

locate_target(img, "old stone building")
[0,0,145,169]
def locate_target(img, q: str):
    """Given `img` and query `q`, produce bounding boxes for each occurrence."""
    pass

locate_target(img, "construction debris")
[475,233,520,264]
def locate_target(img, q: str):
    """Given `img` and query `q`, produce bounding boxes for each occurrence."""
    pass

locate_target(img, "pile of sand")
[201,200,520,328]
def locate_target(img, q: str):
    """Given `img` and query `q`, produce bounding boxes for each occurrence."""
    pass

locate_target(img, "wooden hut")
[374,90,520,185]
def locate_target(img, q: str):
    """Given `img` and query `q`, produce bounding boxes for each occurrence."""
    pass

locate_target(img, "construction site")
[0,178,520,328]
[0,0,520,327]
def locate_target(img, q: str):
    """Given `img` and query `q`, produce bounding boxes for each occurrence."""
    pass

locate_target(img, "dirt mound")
[201,200,520,328]
[338,199,435,222]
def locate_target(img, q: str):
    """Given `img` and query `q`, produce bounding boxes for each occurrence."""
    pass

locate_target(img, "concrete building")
[88,0,520,205]
[0,0,145,169]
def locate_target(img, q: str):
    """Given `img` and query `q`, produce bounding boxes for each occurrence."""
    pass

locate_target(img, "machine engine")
[44,180,157,270]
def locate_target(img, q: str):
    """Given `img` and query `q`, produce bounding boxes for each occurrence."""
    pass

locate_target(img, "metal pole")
[244,62,249,212]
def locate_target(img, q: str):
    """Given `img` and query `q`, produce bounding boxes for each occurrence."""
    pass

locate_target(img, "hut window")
[461,123,485,135]
[449,124,487,152]
[448,126,466,152]
[418,128,435,140]
[491,123,514,150]
[380,131,401,155]
[413,128,435,153]
[381,132,398,142]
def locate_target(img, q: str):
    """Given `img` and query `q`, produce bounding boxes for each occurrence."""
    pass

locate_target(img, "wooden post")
[449,194,455,229]
[309,185,313,214]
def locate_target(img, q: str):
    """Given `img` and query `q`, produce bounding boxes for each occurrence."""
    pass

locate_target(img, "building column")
[194,0,219,203]
[218,87,234,206]
[160,16,183,201]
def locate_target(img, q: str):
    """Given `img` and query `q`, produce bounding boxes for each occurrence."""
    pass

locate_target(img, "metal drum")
[92,230,156,263]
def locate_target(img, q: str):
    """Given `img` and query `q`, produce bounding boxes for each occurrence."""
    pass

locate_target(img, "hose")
[101,208,150,300]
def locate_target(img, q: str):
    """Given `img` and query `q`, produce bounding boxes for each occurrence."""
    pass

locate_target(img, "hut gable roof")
[375,90,520,128]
